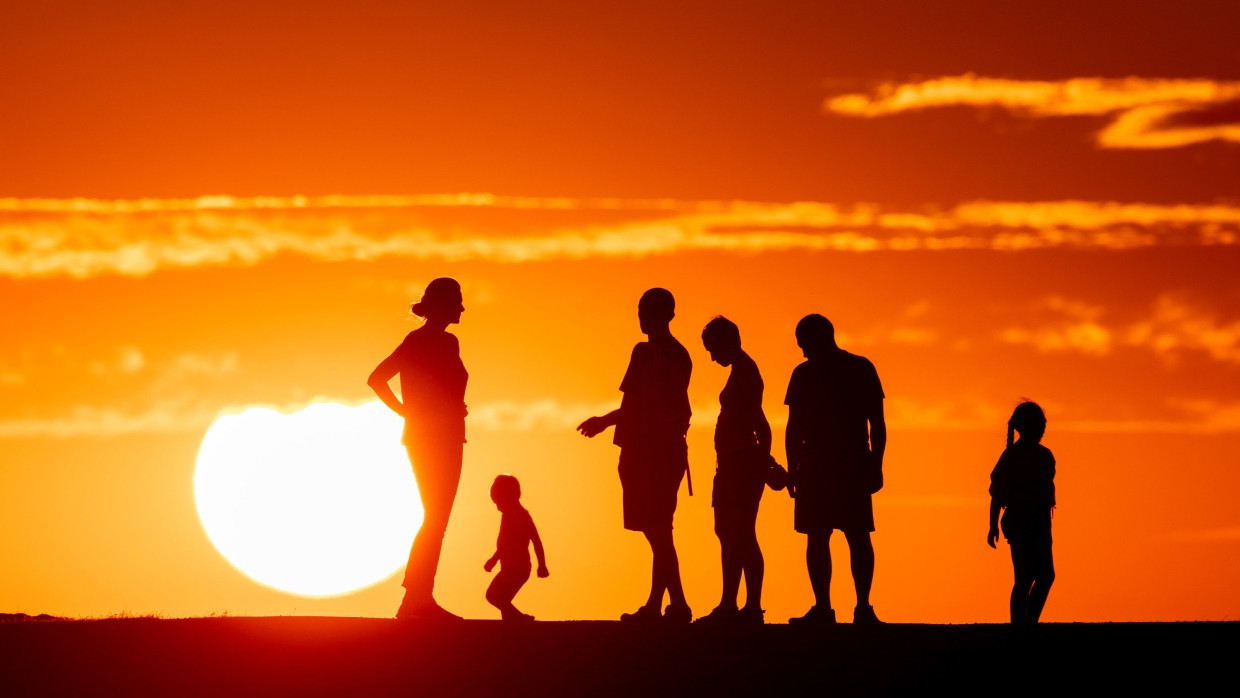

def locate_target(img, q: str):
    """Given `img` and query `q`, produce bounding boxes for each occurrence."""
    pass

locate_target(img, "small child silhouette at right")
[987,401,1056,625]
[484,474,548,622]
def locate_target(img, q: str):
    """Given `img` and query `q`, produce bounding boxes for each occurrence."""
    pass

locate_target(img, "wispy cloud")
[826,74,1240,149]
[3,196,1240,278]
[998,295,1240,364]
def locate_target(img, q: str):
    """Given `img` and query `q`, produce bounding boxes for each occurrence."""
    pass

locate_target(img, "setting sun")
[193,402,419,597]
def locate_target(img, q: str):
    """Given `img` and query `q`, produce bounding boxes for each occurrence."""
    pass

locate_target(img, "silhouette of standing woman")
[578,288,693,623]
[369,278,468,622]
[697,317,770,624]
[988,401,1056,625]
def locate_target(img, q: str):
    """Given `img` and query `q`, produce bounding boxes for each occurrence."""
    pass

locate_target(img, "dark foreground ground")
[1,617,1235,696]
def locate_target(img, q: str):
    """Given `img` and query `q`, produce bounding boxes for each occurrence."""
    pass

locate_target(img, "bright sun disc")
[194,401,420,597]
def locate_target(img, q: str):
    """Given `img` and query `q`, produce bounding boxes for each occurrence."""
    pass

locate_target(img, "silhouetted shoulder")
[842,350,884,400]
[783,361,812,406]
[620,342,650,393]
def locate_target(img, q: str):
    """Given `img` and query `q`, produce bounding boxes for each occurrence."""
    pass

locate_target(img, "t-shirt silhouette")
[784,349,884,473]
[989,442,1056,509]
[391,328,468,445]
[614,336,692,448]
[715,353,763,455]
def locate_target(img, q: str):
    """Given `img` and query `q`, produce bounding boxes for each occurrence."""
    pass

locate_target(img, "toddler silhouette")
[484,474,548,621]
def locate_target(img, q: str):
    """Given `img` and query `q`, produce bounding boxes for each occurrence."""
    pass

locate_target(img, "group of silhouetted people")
[370,279,1056,626]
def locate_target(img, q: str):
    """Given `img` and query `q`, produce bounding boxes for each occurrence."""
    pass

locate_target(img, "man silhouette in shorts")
[784,314,886,625]
[578,288,693,623]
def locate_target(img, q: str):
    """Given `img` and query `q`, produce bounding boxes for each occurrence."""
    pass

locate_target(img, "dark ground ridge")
[1,617,1235,696]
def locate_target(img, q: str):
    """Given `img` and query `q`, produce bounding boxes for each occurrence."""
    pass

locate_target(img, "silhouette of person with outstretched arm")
[369,277,468,622]
[696,316,771,624]
[484,474,548,622]
[577,288,694,623]
[988,400,1056,625]
[785,314,886,625]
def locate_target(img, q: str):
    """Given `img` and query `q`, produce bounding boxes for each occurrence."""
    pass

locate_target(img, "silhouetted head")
[1007,400,1047,447]
[490,474,521,511]
[638,288,675,335]
[702,316,741,367]
[411,278,464,325]
[795,314,837,360]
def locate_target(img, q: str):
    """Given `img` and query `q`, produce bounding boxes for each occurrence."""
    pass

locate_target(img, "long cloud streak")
[6,397,1240,439]
[3,196,1239,279]
[825,74,1240,149]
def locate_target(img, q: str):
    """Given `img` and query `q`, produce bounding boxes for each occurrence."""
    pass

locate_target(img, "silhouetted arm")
[754,408,772,455]
[868,399,887,469]
[531,518,549,577]
[785,408,803,498]
[484,550,499,572]
[577,409,620,438]
[368,350,407,417]
[987,499,1001,548]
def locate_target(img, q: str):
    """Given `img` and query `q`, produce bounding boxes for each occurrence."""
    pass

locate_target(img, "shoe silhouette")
[788,605,836,625]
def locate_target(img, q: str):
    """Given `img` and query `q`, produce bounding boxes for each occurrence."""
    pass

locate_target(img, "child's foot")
[502,609,536,623]
[662,603,692,624]
[788,605,836,626]
[853,604,883,626]
[620,604,661,623]
[735,606,765,625]
[693,605,738,624]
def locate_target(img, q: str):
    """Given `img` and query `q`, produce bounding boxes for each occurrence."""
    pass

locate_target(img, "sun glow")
[194,402,419,597]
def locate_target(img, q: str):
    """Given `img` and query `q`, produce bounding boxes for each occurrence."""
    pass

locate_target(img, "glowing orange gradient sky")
[2,1,1239,622]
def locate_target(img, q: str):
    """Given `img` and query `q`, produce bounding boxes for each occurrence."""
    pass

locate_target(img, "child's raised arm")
[530,517,549,578]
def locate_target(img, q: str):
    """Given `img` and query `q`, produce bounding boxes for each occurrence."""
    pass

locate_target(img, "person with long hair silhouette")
[696,317,771,624]
[784,314,886,625]
[988,400,1056,625]
[484,474,549,622]
[578,288,693,623]
[369,277,468,622]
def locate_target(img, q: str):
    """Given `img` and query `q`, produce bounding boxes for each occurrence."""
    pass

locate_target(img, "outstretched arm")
[531,520,548,577]
[577,409,620,438]
[368,350,406,417]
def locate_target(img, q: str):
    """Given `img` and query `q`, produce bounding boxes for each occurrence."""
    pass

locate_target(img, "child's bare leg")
[1026,549,1055,623]
[1009,541,1036,624]
[487,567,531,620]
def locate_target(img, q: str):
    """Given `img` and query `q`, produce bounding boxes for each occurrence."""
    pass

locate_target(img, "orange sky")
[2,1,1239,623]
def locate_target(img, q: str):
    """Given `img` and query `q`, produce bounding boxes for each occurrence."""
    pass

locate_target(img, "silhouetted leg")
[487,566,532,620]
[645,528,687,610]
[715,509,743,610]
[1025,544,1055,624]
[1009,541,1035,624]
[737,508,763,611]
[843,529,875,608]
[402,441,463,609]
[806,530,833,610]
